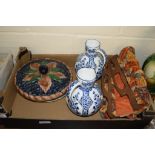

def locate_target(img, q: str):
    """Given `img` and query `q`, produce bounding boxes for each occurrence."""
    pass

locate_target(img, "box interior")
[2,54,102,120]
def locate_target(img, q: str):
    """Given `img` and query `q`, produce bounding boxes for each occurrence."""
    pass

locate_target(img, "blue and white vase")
[75,39,107,79]
[66,68,103,117]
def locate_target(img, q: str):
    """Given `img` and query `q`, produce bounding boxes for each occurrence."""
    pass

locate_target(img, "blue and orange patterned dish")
[15,59,72,102]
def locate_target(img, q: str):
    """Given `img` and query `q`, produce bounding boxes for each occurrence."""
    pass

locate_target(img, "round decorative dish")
[15,59,72,102]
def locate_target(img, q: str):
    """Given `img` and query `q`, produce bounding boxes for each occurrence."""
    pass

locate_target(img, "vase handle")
[96,49,107,66]
[69,81,81,103]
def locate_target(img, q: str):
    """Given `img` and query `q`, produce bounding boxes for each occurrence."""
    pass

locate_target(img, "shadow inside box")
[0,115,154,129]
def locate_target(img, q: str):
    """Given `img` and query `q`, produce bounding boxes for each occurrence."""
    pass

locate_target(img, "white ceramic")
[0,53,14,91]
[75,39,107,79]
[66,68,103,116]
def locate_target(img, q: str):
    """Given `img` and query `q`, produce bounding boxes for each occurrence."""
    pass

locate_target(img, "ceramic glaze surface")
[143,53,155,94]
[67,68,103,116]
[75,39,107,79]
[15,59,72,102]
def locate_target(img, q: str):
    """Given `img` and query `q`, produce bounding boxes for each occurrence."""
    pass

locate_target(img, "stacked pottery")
[67,39,107,117]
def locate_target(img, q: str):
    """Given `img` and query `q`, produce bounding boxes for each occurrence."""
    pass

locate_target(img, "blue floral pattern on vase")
[75,40,107,79]
[67,80,103,117]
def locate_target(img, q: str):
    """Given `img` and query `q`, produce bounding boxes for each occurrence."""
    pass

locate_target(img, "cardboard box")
[0,49,155,128]
[0,53,14,91]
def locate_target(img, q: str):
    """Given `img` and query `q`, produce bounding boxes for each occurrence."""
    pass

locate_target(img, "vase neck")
[77,68,96,89]
[85,39,100,55]
[86,48,97,56]
[80,81,94,89]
